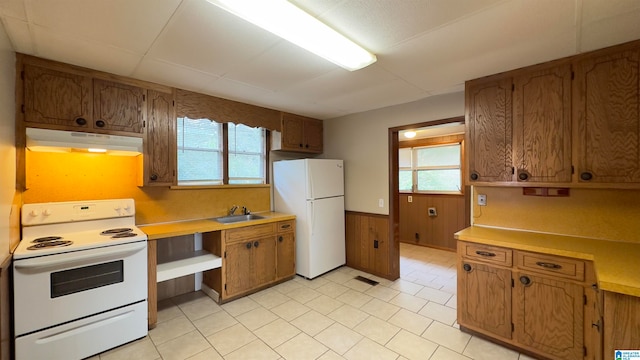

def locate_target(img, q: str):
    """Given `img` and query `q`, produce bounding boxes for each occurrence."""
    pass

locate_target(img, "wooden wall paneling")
[603,291,640,356]
[147,241,157,328]
[345,211,393,279]
[345,212,360,269]
[370,215,390,275]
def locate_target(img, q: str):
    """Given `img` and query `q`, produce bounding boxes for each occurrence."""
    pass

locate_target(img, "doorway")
[388,117,470,276]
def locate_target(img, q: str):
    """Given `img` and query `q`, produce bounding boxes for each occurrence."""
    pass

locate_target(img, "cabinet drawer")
[225,223,275,243]
[516,251,585,281]
[277,220,295,233]
[460,242,512,266]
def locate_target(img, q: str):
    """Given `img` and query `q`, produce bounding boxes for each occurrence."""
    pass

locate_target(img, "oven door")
[13,241,147,336]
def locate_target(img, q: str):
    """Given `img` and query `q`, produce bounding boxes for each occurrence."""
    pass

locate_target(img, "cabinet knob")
[305,144,309,148]
[150,174,158,181]
[75,117,87,126]
[463,263,472,272]
[580,172,593,181]
[278,236,283,242]
[253,241,259,248]
[245,242,252,249]
[519,275,532,286]
[95,120,106,128]
[299,143,303,148]
[517,171,529,181]
[470,172,479,181]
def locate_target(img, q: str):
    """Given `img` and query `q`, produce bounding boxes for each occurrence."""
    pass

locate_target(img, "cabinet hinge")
[511,167,515,175]
[172,100,175,107]
[21,104,25,113]
[373,239,379,249]
[583,346,587,356]
[143,120,146,128]
[511,323,514,332]
[571,165,575,174]
[224,284,227,290]
[20,70,24,80]
[511,278,514,287]
[224,251,226,258]
[572,71,575,80]
[511,84,515,91]
[584,294,587,305]
[143,94,146,102]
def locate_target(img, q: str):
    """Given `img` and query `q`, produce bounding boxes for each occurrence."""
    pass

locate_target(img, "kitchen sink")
[213,214,266,224]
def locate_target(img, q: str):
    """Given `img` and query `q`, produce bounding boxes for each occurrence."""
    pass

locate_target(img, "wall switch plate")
[477,194,487,206]
[378,198,384,208]
[408,196,413,203]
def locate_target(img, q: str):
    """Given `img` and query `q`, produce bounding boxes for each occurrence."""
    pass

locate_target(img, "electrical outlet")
[428,207,437,216]
[477,194,487,206]
[378,199,384,208]
[408,195,413,203]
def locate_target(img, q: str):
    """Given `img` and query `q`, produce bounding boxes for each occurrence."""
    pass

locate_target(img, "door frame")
[388,116,465,277]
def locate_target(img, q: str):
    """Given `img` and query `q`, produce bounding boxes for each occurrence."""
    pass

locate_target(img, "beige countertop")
[455,226,640,297]
[139,211,296,240]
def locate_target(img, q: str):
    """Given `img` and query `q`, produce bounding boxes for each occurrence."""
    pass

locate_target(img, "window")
[177,117,266,185]
[399,143,462,193]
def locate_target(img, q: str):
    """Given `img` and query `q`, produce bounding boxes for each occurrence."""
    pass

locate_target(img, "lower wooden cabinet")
[458,241,601,360]
[204,220,296,302]
[603,291,640,358]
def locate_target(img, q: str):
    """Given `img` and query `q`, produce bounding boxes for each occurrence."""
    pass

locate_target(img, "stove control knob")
[123,204,132,213]
[43,209,52,216]
[29,209,40,217]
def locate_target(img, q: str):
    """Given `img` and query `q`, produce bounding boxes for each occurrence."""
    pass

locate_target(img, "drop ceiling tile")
[579,9,640,52]
[147,0,279,76]
[133,57,220,93]
[0,0,26,20]
[223,40,336,92]
[28,0,180,54]
[1,17,33,53]
[32,25,142,76]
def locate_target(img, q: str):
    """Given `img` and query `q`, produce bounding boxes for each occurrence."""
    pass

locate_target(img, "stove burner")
[111,232,138,239]
[31,236,63,243]
[100,228,133,235]
[27,240,73,250]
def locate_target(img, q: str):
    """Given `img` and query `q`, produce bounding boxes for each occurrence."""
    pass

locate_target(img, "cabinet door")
[603,291,640,358]
[574,46,640,183]
[304,118,323,153]
[281,114,305,151]
[144,90,176,186]
[276,232,295,279]
[466,76,514,182]
[513,64,572,183]
[458,261,512,339]
[253,236,276,286]
[513,272,584,360]
[224,241,255,297]
[23,64,92,128]
[93,79,145,134]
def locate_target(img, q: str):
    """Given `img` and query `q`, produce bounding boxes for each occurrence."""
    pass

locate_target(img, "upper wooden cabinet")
[466,39,640,188]
[21,58,146,137]
[513,63,572,183]
[466,75,513,182]
[143,90,176,186]
[23,64,92,129]
[93,79,145,134]
[273,113,323,153]
[573,45,640,184]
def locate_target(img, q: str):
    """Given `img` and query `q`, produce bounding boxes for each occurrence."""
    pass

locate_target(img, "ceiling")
[1,0,639,120]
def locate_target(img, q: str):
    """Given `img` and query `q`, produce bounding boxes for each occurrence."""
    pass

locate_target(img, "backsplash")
[23,151,271,225]
[472,186,640,243]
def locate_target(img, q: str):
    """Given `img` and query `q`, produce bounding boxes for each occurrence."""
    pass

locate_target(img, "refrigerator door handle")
[308,201,314,236]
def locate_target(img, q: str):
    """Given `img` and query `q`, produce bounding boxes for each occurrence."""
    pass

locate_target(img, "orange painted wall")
[472,186,640,243]
[23,151,271,225]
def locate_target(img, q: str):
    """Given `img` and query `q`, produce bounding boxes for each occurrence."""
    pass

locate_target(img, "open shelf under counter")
[156,250,221,283]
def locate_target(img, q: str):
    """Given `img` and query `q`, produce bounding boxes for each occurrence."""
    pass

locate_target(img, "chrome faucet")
[242,206,251,215]
[229,205,239,216]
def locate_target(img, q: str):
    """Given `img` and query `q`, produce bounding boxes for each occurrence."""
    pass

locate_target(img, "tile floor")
[92,243,537,360]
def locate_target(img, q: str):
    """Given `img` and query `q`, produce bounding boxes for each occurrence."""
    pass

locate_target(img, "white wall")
[0,22,15,260]
[322,92,464,214]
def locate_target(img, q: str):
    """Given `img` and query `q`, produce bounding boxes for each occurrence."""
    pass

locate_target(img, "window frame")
[176,117,269,186]
[399,141,463,195]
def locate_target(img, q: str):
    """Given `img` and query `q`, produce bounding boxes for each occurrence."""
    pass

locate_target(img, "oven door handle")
[14,241,147,273]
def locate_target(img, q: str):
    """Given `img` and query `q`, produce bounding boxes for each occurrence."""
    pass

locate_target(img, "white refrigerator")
[273,159,346,279]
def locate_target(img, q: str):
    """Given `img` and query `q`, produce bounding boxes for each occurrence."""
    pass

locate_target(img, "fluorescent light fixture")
[87,148,107,153]
[404,131,416,139]
[207,0,377,71]
[26,128,143,156]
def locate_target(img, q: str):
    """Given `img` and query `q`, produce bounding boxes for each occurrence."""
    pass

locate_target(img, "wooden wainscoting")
[399,193,470,251]
[345,211,396,280]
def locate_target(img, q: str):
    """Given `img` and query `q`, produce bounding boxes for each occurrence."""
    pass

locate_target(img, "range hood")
[26,128,143,156]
